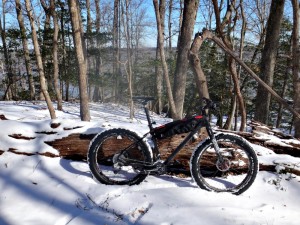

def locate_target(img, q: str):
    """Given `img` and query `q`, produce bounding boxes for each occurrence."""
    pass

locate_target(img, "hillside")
[0,101,300,225]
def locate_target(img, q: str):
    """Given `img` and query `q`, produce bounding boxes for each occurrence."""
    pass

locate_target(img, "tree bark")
[15,0,36,100]
[112,0,120,102]
[254,0,285,124]
[155,0,166,114]
[173,0,199,118]
[0,4,15,100]
[40,0,52,95]
[51,0,63,111]
[25,0,56,120]
[168,0,173,50]
[189,32,210,100]
[276,58,291,128]
[68,0,91,121]
[291,0,300,138]
[153,0,179,119]
[121,0,134,119]
[91,0,102,102]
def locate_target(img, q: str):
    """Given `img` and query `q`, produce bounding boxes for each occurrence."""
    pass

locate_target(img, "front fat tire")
[87,128,152,185]
[190,133,258,195]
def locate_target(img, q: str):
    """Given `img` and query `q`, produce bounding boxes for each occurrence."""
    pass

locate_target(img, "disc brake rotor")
[216,158,231,172]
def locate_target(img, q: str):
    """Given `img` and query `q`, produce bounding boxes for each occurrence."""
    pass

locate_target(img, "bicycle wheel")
[190,133,258,195]
[88,128,152,185]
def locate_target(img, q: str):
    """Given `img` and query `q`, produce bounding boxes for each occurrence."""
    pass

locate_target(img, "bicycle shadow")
[59,159,91,178]
[151,174,196,188]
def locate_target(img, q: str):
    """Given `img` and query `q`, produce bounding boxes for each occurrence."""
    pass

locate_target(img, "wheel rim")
[197,139,253,193]
[95,133,147,184]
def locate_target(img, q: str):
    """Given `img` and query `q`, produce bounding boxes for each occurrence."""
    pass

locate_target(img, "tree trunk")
[0,6,15,100]
[173,0,199,118]
[176,0,184,50]
[68,0,91,121]
[189,32,210,100]
[228,57,246,131]
[15,0,36,100]
[155,46,163,114]
[40,0,52,90]
[113,0,120,102]
[25,0,56,120]
[86,0,93,101]
[155,0,166,114]
[212,0,246,131]
[235,1,247,131]
[153,0,179,119]
[254,0,285,124]
[121,0,134,119]
[291,0,300,138]
[168,0,173,50]
[51,0,63,111]
[58,0,68,101]
[91,0,101,102]
[276,58,291,128]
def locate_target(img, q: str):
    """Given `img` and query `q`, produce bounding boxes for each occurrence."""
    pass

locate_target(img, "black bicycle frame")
[135,106,220,169]
[117,97,223,173]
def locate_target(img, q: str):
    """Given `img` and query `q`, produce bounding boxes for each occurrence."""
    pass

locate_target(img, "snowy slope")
[0,101,300,225]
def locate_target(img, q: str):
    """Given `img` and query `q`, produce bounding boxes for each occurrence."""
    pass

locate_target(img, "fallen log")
[45,129,208,167]
[2,117,300,176]
[216,121,300,157]
[43,127,300,176]
[45,133,96,161]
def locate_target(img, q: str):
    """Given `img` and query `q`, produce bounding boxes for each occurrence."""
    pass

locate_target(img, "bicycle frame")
[120,103,221,173]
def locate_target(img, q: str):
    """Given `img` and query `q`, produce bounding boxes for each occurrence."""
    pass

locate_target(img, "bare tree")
[121,0,134,119]
[15,0,36,100]
[155,0,166,114]
[68,0,91,121]
[254,0,285,124]
[40,0,53,100]
[212,0,246,131]
[25,0,56,119]
[50,0,63,110]
[291,0,300,138]
[153,0,178,119]
[0,0,15,100]
[173,0,199,118]
[92,0,102,102]
[189,31,210,101]
[112,0,120,102]
[168,0,173,50]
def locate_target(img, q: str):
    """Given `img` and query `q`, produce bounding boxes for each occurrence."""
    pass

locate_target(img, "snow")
[1,101,300,225]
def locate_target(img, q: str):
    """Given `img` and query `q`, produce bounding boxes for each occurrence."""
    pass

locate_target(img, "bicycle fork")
[206,125,231,172]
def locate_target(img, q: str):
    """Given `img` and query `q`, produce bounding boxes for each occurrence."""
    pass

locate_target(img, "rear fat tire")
[190,133,258,195]
[87,128,152,185]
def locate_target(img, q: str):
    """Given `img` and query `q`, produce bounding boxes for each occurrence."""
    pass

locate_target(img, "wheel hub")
[216,158,231,172]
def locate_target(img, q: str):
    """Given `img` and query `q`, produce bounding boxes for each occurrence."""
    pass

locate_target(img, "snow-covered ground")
[0,101,300,225]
